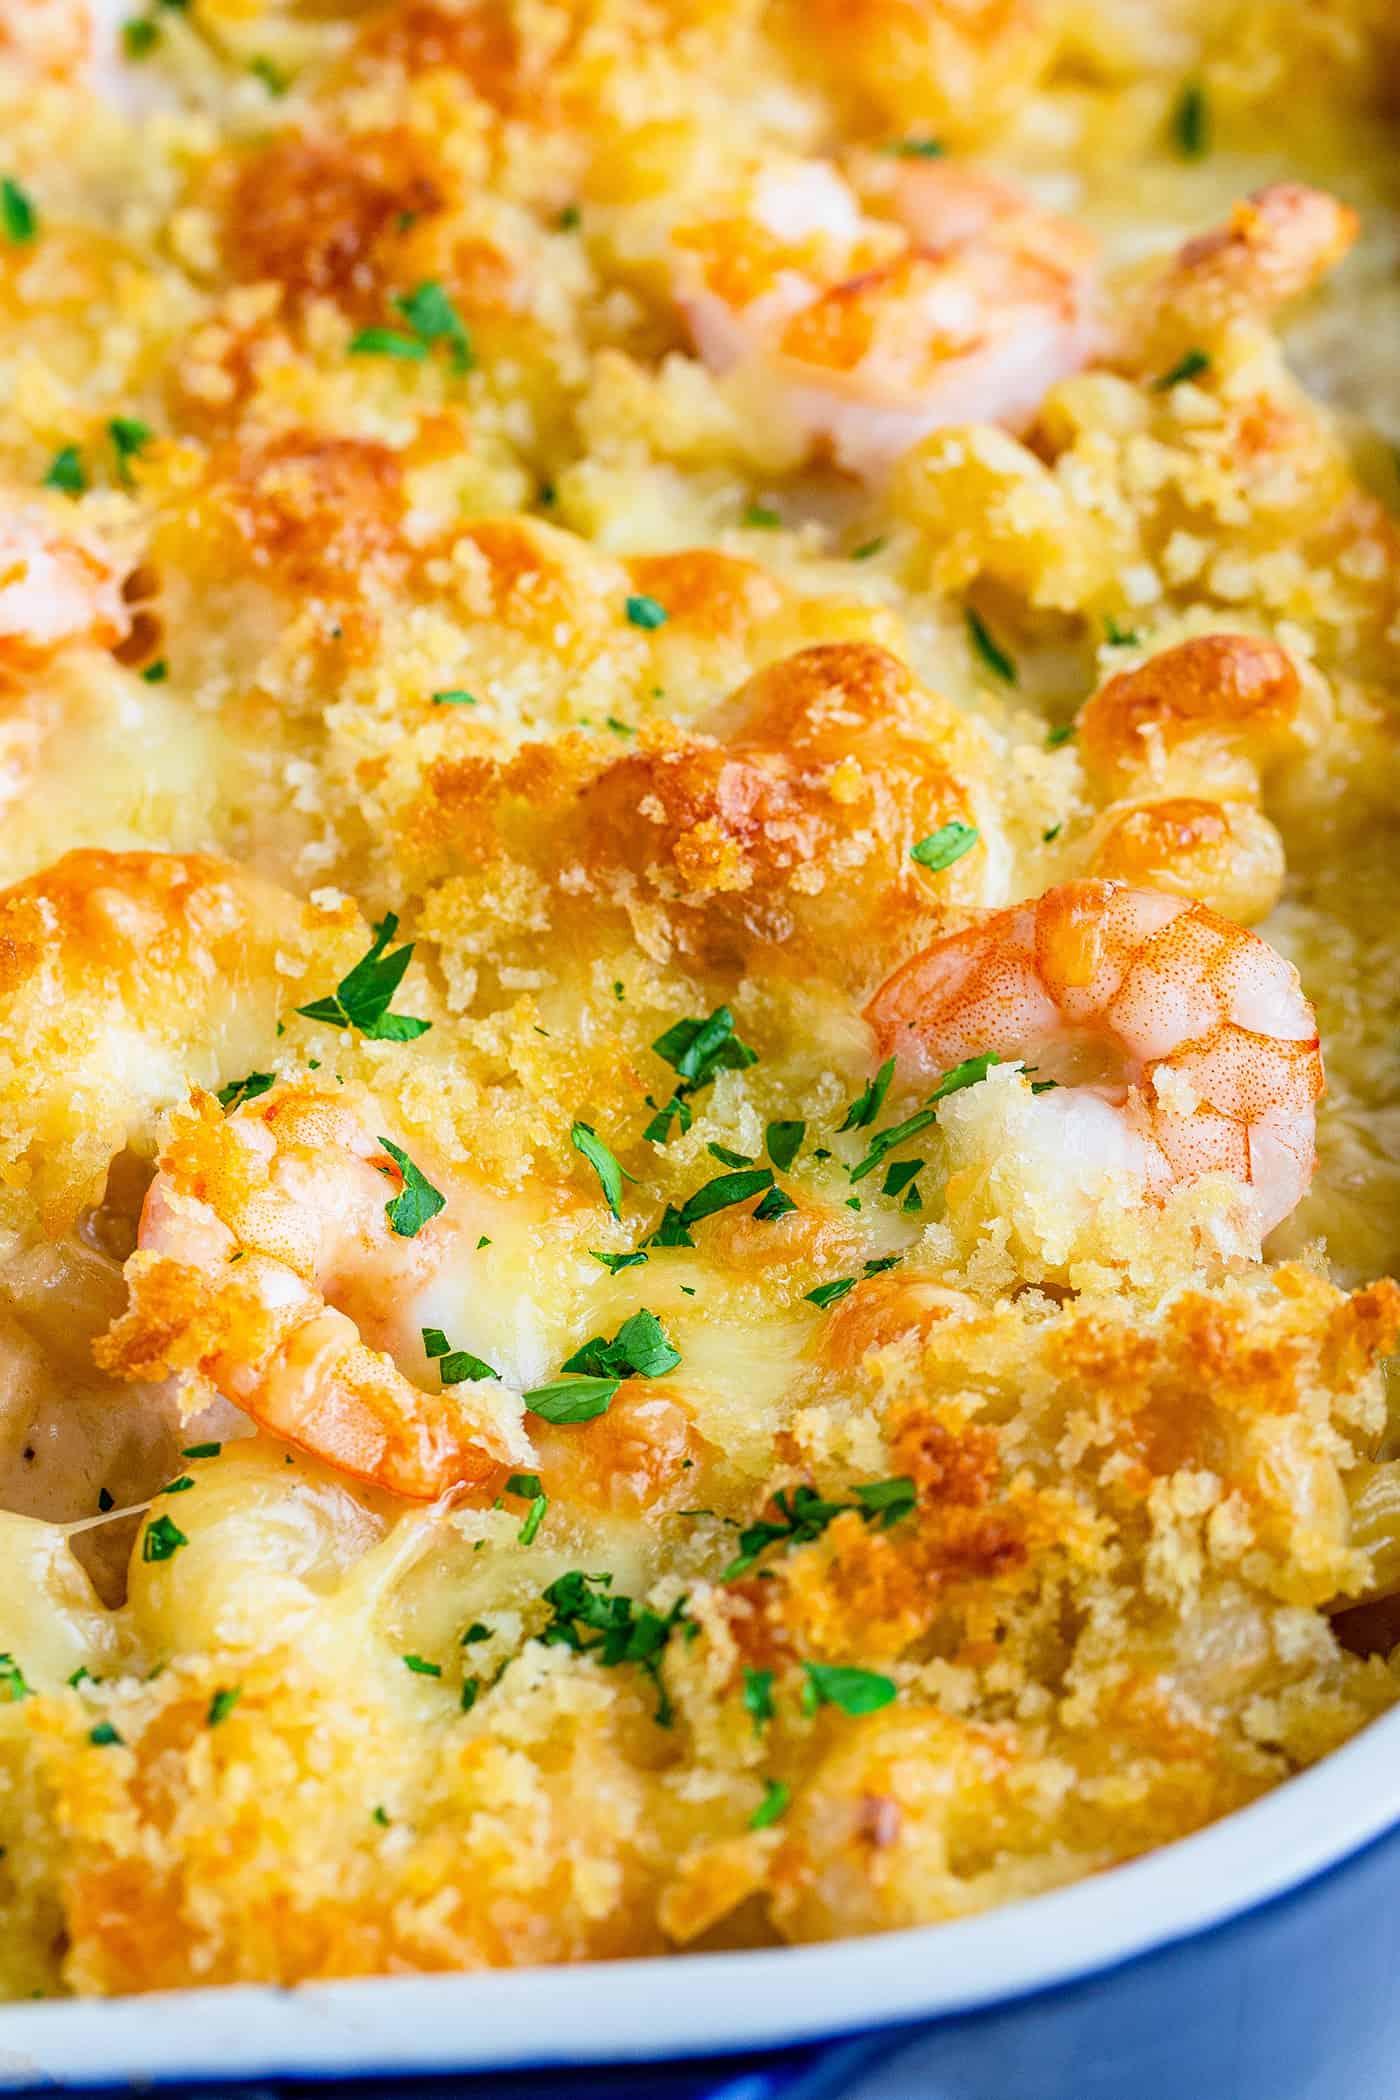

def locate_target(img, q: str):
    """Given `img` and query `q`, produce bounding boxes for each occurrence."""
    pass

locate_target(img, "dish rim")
[2,1696,1398,2089]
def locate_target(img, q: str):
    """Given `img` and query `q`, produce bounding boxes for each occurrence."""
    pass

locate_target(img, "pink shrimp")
[672,159,1100,478]
[98,1084,535,1500]
[864,880,1323,1238]
[0,505,127,679]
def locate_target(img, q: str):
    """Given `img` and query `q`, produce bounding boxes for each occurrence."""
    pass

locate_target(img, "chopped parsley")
[206,1686,241,1727]
[557,204,582,231]
[249,54,288,94]
[723,1476,916,1580]
[801,1662,897,1716]
[966,608,1017,685]
[751,1185,796,1221]
[108,416,150,484]
[522,1374,620,1423]
[460,1676,480,1711]
[462,1621,491,1645]
[750,1778,790,1829]
[887,136,944,158]
[851,535,886,561]
[506,1472,548,1545]
[88,1720,123,1747]
[182,1442,221,1459]
[539,1571,690,1724]
[43,446,85,495]
[804,1277,856,1310]
[395,280,474,371]
[559,1307,681,1381]
[296,912,432,1040]
[349,326,427,361]
[1042,823,1062,843]
[929,1052,1002,1104]
[707,1142,752,1168]
[1171,80,1210,159]
[2,178,36,246]
[744,502,781,528]
[910,820,978,872]
[765,1119,805,1171]
[0,1654,31,1704]
[648,1006,758,1137]
[1152,347,1212,392]
[216,1070,276,1111]
[589,1248,649,1274]
[1104,616,1140,647]
[605,715,635,737]
[881,1157,922,1199]
[431,688,476,706]
[570,1120,637,1219]
[647,1165,775,1247]
[377,1138,446,1238]
[141,658,168,683]
[1045,723,1076,749]
[625,593,668,630]
[841,1057,893,1134]
[141,1513,188,1562]
[421,1326,499,1385]
[742,1666,774,1733]
[372,1804,391,1827]
[97,1488,114,1513]
[848,1107,938,1185]
[123,18,159,57]
[402,1653,441,1677]
[161,1476,194,1495]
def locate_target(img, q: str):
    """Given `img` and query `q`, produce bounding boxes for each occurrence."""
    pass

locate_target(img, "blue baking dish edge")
[4,1700,1400,2099]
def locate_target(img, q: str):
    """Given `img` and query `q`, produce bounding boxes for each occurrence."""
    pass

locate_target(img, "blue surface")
[20,1811,1400,2100]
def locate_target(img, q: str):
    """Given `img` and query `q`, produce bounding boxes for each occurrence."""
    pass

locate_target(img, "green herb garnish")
[378,1137,446,1238]
[1171,80,1210,159]
[801,1662,897,1716]
[216,1071,276,1111]
[750,1778,791,1829]
[910,821,978,872]
[625,593,668,630]
[539,1570,689,1724]
[1152,348,1211,392]
[43,446,85,495]
[966,608,1017,685]
[2,179,36,245]
[570,1120,637,1220]
[296,911,432,1040]
[207,1686,241,1727]
[765,1119,805,1171]
[141,1513,188,1562]
[421,1327,499,1385]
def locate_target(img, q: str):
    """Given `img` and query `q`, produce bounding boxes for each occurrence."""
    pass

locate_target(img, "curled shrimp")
[1133,184,1358,374]
[97,1085,534,1501]
[0,504,127,681]
[864,879,1323,1238]
[672,159,1100,478]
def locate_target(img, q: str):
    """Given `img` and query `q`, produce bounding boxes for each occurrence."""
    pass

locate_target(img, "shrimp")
[0,505,127,682]
[671,159,1100,478]
[1073,634,1317,925]
[1133,184,1358,376]
[97,1085,534,1501]
[864,879,1323,1238]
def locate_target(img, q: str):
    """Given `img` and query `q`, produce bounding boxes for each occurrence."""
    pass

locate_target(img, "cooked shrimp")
[672,160,1100,478]
[1076,634,1309,800]
[865,879,1323,1237]
[0,505,127,682]
[98,1086,534,1501]
[572,641,1002,981]
[1134,184,1358,374]
[1084,797,1284,926]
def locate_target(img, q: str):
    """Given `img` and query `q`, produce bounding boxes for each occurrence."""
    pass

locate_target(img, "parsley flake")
[841,1058,893,1133]
[1171,80,1210,159]
[851,535,887,561]
[123,18,159,56]
[625,593,668,630]
[750,1778,791,1829]
[804,1277,856,1310]
[161,1476,194,1495]
[539,1570,689,1724]
[1152,347,1212,392]
[216,1071,275,1111]
[108,416,150,483]
[141,1513,188,1562]
[570,1120,637,1220]
[966,608,1017,685]
[743,1666,774,1732]
[88,1720,123,1746]
[589,1248,649,1274]
[249,54,288,94]
[349,326,428,361]
[296,912,432,1040]
[751,1185,796,1221]
[928,1052,1002,1103]
[43,446,85,495]
[207,1686,241,1727]
[2,178,37,245]
[421,1327,499,1385]
[182,1442,221,1459]
[723,1475,916,1580]
[910,820,978,872]
[559,1307,681,1382]
[801,1662,897,1716]
[1104,616,1140,648]
[506,1472,548,1545]
[707,1142,752,1168]
[394,280,473,371]
[1045,723,1076,749]
[402,1653,441,1677]
[887,137,945,158]
[653,1005,758,1093]
[0,1654,32,1704]
[744,502,781,528]
[523,1375,619,1423]
[431,688,476,706]
[378,1138,446,1238]
[765,1119,805,1171]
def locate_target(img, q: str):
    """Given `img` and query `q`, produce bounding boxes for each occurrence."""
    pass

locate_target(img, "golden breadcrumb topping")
[0,0,1398,1998]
